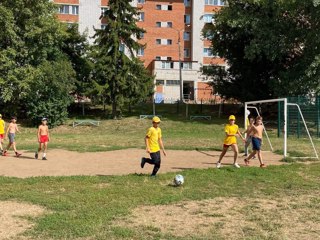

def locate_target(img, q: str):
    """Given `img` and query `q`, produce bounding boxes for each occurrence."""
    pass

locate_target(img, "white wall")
[191,0,204,65]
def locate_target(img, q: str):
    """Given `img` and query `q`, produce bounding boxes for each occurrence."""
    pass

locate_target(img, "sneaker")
[234,163,241,168]
[15,152,22,157]
[260,164,266,168]
[216,162,221,168]
[140,157,146,168]
[42,157,47,160]
[35,152,38,159]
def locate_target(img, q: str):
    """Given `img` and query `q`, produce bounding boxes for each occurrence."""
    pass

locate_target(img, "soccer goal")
[244,98,319,159]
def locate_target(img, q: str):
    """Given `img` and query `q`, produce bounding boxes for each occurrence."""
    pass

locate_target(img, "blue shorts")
[252,137,262,151]
[8,133,15,143]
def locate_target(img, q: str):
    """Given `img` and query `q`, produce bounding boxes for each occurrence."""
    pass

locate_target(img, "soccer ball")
[174,174,184,186]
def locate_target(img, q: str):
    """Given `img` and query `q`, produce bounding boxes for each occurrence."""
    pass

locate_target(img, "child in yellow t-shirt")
[140,116,167,176]
[0,114,5,154]
[216,115,245,168]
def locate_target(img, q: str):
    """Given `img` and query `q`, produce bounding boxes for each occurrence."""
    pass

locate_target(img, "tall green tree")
[0,0,78,125]
[203,0,320,101]
[92,0,154,118]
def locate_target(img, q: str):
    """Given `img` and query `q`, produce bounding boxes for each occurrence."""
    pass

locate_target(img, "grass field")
[1,116,320,239]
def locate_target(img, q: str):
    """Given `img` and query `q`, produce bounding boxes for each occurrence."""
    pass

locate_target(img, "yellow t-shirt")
[0,119,5,134]
[146,127,162,153]
[224,124,238,145]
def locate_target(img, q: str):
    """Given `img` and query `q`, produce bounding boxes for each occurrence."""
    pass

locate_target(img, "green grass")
[14,117,320,158]
[0,163,319,239]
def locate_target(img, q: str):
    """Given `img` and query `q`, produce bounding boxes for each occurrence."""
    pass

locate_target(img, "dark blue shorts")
[252,137,262,151]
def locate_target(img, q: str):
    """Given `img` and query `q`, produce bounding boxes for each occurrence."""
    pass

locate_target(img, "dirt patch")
[115,195,320,239]
[0,149,284,178]
[0,201,46,240]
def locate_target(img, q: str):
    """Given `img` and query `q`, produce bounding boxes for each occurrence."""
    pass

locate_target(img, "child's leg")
[12,142,17,152]
[43,142,48,158]
[244,138,250,155]
[257,150,264,165]
[218,146,229,163]
[0,140,3,151]
[231,144,239,164]
[247,150,256,161]
[151,152,161,176]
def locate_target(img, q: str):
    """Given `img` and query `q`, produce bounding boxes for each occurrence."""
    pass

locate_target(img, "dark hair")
[11,116,17,120]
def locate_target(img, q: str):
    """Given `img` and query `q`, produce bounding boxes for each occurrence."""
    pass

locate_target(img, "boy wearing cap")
[3,117,21,157]
[216,115,245,168]
[140,116,167,176]
[0,114,5,154]
[35,118,50,160]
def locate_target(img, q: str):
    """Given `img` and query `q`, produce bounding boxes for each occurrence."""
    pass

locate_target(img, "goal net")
[244,98,319,159]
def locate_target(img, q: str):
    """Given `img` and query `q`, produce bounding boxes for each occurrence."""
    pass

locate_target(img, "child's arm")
[159,138,167,156]
[4,125,9,139]
[145,137,151,153]
[16,124,20,133]
[237,130,246,141]
[37,126,41,142]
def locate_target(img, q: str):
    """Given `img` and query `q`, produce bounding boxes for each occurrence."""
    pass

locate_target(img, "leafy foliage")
[92,0,154,118]
[204,0,320,101]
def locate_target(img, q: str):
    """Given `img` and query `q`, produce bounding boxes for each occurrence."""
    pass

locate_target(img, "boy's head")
[42,118,48,125]
[11,116,17,123]
[228,115,236,124]
[256,116,263,125]
[152,116,161,127]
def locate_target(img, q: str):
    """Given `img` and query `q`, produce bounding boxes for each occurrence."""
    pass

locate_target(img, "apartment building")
[54,0,226,103]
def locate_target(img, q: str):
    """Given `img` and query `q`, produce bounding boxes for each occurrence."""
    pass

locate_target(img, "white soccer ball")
[174,174,184,186]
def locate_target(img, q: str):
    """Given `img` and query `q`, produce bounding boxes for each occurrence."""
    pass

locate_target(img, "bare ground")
[0,201,46,240]
[115,195,320,239]
[0,149,283,178]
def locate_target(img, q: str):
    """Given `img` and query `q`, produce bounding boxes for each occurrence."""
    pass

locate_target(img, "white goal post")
[244,98,319,159]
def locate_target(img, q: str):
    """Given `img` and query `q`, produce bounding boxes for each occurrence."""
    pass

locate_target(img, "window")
[203,48,214,57]
[156,80,165,85]
[184,48,190,58]
[138,0,145,3]
[161,61,174,69]
[181,62,192,69]
[205,0,225,6]
[155,56,161,60]
[101,7,108,17]
[137,48,144,56]
[203,14,214,23]
[101,24,107,30]
[167,57,172,61]
[203,30,214,40]
[167,39,172,45]
[138,12,145,21]
[168,5,173,10]
[184,0,191,7]
[71,6,79,15]
[119,44,125,52]
[166,80,180,85]
[156,22,161,27]
[59,5,69,14]
[156,39,161,45]
[138,31,144,39]
[184,32,190,41]
[156,5,161,10]
[184,14,191,24]
[167,22,173,28]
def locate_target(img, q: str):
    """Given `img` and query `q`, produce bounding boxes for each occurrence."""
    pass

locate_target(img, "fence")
[278,96,320,138]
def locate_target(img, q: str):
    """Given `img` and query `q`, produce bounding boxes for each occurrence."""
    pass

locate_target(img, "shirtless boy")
[244,116,266,167]
[35,118,50,160]
[3,117,21,157]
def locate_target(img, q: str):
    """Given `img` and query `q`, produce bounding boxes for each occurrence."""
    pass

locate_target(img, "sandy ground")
[0,149,283,178]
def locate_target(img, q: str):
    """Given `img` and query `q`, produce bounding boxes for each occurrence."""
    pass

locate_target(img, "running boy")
[0,114,5,154]
[216,115,245,168]
[244,116,266,168]
[35,118,50,160]
[140,116,167,176]
[3,117,21,157]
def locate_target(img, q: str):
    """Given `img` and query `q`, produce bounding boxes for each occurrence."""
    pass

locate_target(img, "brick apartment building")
[54,0,226,103]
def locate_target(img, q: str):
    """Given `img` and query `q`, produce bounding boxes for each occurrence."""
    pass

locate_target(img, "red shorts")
[40,135,49,143]
[0,134,4,139]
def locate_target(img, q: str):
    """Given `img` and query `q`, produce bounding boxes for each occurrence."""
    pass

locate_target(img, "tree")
[0,0,78,124]
[92,0,154,118]
[203,0,320,102]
